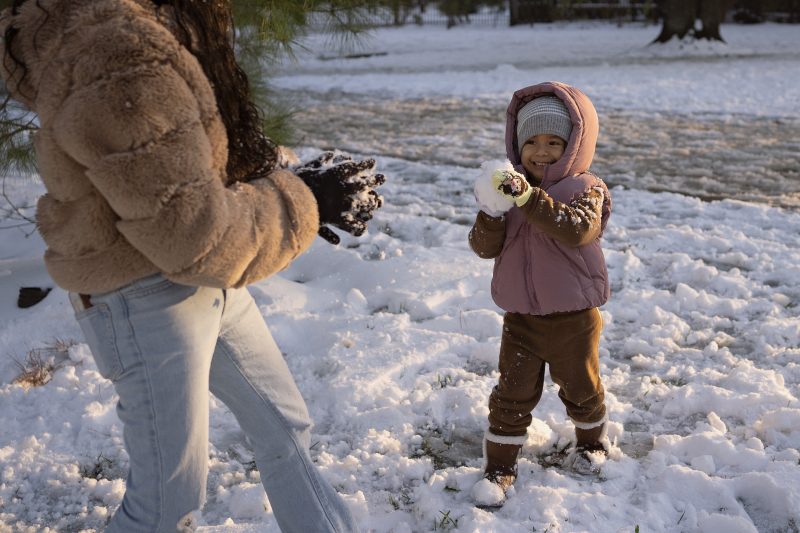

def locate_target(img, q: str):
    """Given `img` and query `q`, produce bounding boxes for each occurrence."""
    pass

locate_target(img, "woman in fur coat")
[0,1,383,531]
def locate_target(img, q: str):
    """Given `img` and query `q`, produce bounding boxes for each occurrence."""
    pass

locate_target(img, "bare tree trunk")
[509,0,520,26]
[652,0,697,43]
[653,0,731,43]
[695,0,730,41]
[391,1,403,26]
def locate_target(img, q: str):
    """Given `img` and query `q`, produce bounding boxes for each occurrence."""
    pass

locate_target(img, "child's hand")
[492,169,534,207]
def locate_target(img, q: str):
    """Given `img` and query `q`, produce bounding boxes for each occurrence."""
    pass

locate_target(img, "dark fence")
[307,1,797,29]
[733,0,800,23]
[309,3,650,29]
[307,7,509,28]
[395,8,510,27]
[510,1,653,24]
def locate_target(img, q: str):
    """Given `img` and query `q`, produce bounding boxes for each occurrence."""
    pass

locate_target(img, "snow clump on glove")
[294,151,385,245]
[474,159,517,217]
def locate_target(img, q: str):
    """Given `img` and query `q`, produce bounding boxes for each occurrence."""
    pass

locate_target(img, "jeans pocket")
[75,304,123,381]
[123,275,175,300]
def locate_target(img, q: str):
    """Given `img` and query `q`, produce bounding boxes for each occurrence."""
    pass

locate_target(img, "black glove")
[294,151,385,245]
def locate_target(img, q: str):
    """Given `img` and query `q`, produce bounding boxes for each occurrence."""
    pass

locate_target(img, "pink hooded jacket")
[491,82,611,315]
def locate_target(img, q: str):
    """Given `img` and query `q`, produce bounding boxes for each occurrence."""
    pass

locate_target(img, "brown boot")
[572,419,609,474]
[485,439,521,478]
[472,433,524,508]
[575,424,607,448]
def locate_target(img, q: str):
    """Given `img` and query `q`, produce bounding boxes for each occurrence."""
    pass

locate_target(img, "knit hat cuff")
[516,96,573,152]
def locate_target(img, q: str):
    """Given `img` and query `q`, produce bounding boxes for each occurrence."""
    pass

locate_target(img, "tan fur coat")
[0,0,319,293]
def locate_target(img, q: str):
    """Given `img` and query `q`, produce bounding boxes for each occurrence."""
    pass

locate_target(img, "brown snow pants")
[488,308,606,437]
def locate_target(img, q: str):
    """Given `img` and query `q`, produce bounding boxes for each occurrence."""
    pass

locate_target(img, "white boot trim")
[571,413,608,430]
[484,430,527,446]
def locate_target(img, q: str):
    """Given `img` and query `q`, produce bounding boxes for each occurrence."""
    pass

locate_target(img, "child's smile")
[520,134,567,182]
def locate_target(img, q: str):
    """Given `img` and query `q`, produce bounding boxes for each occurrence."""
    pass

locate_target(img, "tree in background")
[652,0,734,42]
[380,0,429,25]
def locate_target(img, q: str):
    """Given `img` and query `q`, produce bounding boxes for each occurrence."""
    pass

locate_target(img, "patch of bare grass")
[11,339,76,389]
[79,453,121,481]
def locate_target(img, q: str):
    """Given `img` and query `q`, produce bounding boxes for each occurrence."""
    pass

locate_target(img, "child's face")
[519,134,567,182]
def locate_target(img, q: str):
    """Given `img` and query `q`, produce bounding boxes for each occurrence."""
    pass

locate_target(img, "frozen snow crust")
[2,20,800,533]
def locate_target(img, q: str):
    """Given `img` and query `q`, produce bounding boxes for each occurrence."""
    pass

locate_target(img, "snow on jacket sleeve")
[520,186,604,247]
[49,29,318,289]
[469,210,507,259]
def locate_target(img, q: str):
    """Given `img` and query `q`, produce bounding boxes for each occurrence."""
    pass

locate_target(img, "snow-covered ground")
[2,21,800,533]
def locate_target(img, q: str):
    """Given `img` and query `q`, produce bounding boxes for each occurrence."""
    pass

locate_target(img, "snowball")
[471,477,505,507]
[474,159,515,217]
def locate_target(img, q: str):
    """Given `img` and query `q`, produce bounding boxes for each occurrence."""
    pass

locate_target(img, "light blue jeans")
[70,274,357,533]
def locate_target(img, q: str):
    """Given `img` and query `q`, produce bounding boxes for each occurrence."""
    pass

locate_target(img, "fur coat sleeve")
[46,5,319,289]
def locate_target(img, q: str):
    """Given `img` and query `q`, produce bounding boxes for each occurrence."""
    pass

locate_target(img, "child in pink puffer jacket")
[469,81,612,507]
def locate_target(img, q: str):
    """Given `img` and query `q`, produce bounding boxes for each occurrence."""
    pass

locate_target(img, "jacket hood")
[505,81,599,189]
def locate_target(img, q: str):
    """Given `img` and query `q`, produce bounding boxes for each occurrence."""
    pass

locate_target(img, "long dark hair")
[1,0,38,102]
[3,0,277,183]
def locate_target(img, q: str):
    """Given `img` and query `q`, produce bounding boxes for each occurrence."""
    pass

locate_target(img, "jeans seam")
[78,303,126,381]
[104,304,124,382]
[119,293,166,531]
[216,340,340,532]
[124,279,174,300]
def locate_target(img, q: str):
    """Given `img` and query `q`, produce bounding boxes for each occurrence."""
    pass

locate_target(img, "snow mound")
[216,483,270,520]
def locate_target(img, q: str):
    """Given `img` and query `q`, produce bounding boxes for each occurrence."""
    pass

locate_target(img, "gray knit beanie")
[516,96,573,153]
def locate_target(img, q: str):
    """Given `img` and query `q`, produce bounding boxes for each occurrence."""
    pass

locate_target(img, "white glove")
[492,168,534,207]
[474,159,515,217]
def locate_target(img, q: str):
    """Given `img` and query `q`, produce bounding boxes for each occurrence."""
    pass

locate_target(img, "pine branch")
[0,87,38,232]
[234,1,384,145]
[0,93,38,178]
[1,171,36,223]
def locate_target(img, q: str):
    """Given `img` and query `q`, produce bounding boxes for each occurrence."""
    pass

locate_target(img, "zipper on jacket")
[524,230,540,313]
